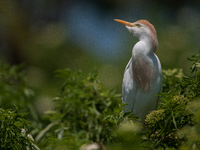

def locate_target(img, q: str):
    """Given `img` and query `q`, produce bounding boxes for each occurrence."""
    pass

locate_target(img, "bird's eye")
[135,24,141,28]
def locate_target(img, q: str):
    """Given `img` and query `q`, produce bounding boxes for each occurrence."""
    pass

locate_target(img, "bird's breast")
[131,57,155,92]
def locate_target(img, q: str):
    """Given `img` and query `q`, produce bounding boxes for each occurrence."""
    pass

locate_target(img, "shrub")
[145,51,200,149]
[1,51,200,149]
[39,69,127,148]
[0,106,39,150]
[0,64,39,124]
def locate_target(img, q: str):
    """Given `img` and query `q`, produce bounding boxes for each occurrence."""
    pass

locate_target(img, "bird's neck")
[140,34,158,53]
[132,38,154,57]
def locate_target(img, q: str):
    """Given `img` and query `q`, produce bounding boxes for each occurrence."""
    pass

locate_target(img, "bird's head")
[114,19,158,52]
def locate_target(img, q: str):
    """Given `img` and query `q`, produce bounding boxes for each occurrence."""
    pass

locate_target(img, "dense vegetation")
[0,51,200,150]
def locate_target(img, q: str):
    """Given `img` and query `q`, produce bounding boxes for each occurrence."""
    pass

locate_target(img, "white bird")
[114,19,162,124]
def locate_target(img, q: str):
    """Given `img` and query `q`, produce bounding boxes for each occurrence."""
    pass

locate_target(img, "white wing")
[122,58,137,113]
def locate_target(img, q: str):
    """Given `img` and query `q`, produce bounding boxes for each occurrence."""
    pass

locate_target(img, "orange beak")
[114,19,135,27]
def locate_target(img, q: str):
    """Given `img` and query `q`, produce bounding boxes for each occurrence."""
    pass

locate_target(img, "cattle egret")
[114,19,162,124]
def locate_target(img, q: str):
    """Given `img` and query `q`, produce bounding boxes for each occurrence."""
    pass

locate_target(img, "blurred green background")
[0,0,199,115]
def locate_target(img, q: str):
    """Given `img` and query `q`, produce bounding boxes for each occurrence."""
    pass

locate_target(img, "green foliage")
[0,64,41,149]
[0,64,30,108]
[44,134,82,150]
[177,99,200,150]
[162,68,184,93]
[42,69,125,147]
[146,95,192,148]
[0,64,39,123]
[145,51,200,149]
[108,122,144,150]
[0,106,38,150]
[1,52,200,149]
[38,51,200,149]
